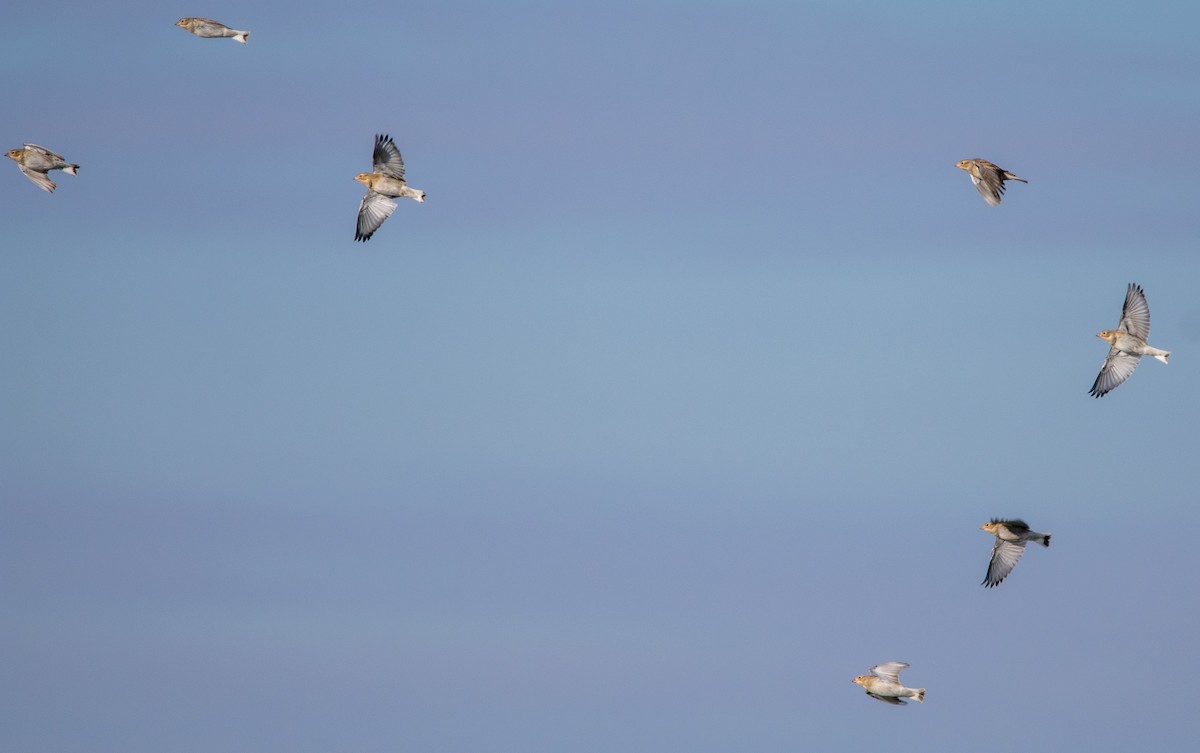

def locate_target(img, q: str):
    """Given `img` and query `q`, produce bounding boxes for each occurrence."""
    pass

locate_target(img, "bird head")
[954,159,971,171]
[5,149,21,162]
[853,676,867,687]
[354,173,375,188]
[1097,330,1119,345]
[981,521,999,534]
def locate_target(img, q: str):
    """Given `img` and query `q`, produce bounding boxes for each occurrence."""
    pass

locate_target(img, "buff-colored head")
[981,521,1000,534]
[853,676,868,687]
[5,148,22,162]
[354,172,376,188]
[955,159,971,171]
[1097,330,1119,345]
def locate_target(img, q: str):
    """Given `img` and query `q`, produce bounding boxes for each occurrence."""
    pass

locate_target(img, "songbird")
[1090,283,1170,398]
[354,133,425,242]
[6,143,79,193]
[853,662,925,705]
[955,158,1027,206]
[980,519,1051,588]
[175,18,250,44]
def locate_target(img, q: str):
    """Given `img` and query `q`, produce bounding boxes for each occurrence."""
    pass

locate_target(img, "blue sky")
[3,2,1199,751]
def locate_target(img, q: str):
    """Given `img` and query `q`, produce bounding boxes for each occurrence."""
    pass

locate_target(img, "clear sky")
[3,2,1199,751]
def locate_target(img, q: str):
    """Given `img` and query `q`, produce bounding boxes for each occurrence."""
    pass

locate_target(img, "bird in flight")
[6,143,79,193]
[1090,283,1170,398]
[853,662,925,705]
[980,519,1051,588]
[354,134,426,242]
[955,158,1027,206]
[176,18,250,44]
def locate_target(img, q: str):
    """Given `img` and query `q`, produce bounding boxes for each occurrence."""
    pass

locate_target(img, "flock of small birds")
[852,187,1172,704]
[4,15,1178,713]
[6,18,426,244]
[5,19,1171,397]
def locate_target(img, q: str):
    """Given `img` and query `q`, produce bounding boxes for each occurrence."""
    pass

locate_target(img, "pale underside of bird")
[852,662,925,705]
[6,143,79,193]
[955,158,1027,206]
[176,18,250,44]
[980,518,1051,588]
[354,133,425,242]
[1090,283,1170,398]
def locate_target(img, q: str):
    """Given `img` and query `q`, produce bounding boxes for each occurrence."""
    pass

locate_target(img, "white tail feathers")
[63,165,78,175]
[1150,350,1170,365]
[233,30,250,44]
[914,688,925,703]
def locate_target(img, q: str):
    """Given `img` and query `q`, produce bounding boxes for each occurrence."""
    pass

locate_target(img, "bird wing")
[970,164,1005,206]
[996,519,1030,538]
[1089,347,1140,398]
[194,19,230,33]
[372,134,406,181]
[1117,283,1151,340]
[866,692,907,705]
[355,190,397,241]
[871,662,908,682]
[23,143,59,160]
[983,539,1026,587]
[18,165,56,192]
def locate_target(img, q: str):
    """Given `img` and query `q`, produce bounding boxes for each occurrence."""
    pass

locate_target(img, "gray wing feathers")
[871,662,908,682]
[18,165,56,192]
[1118,283,1151,340]
[971,167,1005,206]
[372,134,406,181]
[984,539,1026,587]
[1090,348,1140,397]
[355,191,397,241]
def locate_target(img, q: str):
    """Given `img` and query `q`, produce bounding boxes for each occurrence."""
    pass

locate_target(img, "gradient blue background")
[4,2,1199,751]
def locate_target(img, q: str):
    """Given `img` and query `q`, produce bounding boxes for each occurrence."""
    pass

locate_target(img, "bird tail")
[914,688,925,703]
[1148,348,1169,365]
[63,164,79,176]
[233,30,250,44]
[1005,172,1028,183]
[1041,533,1051,547]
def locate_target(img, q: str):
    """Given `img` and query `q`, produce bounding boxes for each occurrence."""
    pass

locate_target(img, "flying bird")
[6,143,79,193]
[1090,283,1170,398]
[853,662,925,705]
[175,18,250,44]
[980,519,1051,588]
[955,158,1027,206]
[354,133,425,242]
